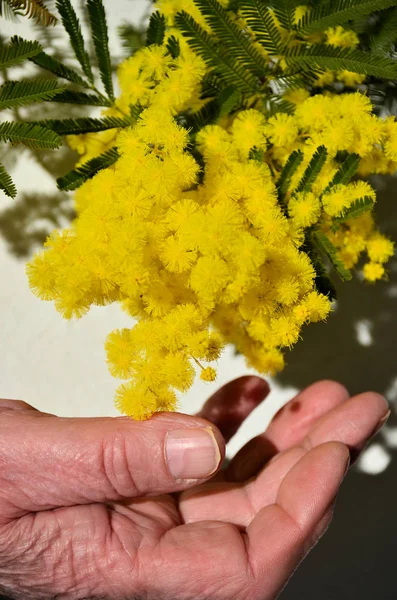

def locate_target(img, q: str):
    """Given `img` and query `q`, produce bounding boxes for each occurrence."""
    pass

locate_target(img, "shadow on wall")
[279,174,397,600]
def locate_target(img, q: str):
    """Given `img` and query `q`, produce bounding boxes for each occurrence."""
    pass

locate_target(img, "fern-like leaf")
[271,0,299,32]
[0,79,64,111]
[175,11,259,94]
[295,146,327,193]
[304,238,337,299]
[0,121,62,149]
[312,230,352,281]
[40,116,127,135]
[146,11,166,46]
[334,196,375,222]
[297,0,397,34]
[240,0,281,54]
[277,149,304,199]
[50,89,111,106]
[370,6,397,54]
[323,153,360,194]
[185,85,241,130]
[0,39,41,69]
[87,0,114,100]
[194,0,269,77]
[0,162,17,199]
[284,44,397,79]
[118,22,146,56]
[57,147,119,191]
[27,47,90,87]
[166,35,181,59]
[55,0,93,82]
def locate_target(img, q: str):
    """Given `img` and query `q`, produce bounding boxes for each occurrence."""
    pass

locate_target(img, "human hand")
[0,378,389,600]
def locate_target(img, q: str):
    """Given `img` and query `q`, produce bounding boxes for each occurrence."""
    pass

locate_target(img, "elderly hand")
[0,378,388,600]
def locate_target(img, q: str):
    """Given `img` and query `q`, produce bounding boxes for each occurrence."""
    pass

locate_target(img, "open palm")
[0,378,388,600]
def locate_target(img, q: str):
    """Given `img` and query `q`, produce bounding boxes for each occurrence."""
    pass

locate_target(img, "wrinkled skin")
[0,378,389,600]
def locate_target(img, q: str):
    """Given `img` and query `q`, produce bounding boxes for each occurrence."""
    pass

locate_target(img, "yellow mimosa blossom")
[26,15,396,420]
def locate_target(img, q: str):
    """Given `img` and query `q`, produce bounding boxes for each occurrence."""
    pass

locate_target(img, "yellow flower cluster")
[26,9,395,419]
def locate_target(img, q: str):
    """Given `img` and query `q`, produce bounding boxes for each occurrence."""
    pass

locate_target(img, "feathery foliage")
[39,116,128,135]
[0,121,62,149]
[370,6,397,54]
[323,153,360,193]
[277,149,304,199]
[297,0,397,34]
[27,47,90,87]
[57,147,119,191]
[312,230,353,281]
[55,0,94,83]
[50,89,111,106]
[175,11,259,94]
[87,0,114,100]
[146,11,166,46]
[0,162,17,198]
[0,39,41,69]
[0,79,64,111]
[239,0,281,54]
[295,146,328,193]
[334,196,375,222]
[284,44,397,80]
[194,0,269,77]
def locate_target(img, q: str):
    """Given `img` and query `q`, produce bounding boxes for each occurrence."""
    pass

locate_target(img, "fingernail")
[165,427,221,480]
[350,410,391,464]
[371,409,391,439]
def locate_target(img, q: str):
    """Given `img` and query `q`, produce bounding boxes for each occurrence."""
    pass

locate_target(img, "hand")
[0,379,388,600]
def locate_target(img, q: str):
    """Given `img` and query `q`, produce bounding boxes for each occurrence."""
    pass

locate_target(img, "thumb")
[0,402,224,519]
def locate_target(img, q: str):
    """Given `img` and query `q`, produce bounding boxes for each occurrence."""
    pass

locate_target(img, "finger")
[227,380,349,481]
[196,376,269,443]
[303,391,389,460]
[246,442,349,598]
[0,409,225,520]
[180,389,387,527]
[0,399,39,412]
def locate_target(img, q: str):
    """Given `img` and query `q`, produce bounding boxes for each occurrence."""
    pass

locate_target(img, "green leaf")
[55,0,94,82]
[166,35,181,59]
[87,0,114,100]
[297,0,397,34]
[0,121,62,149]
[239,0,281,54]
[175,11,259,95]
[146,11,166,46]
[27,47,90,87]
[312,230,352,281]
[50,89,111,106]
[39,116,127,135]
[334,196,375,222]
[284,44,397,79]
[118,22,146,56]
[0,79,64,111]
[271,0,298,32]
[0,162,17,199]
[130,103,143,120]
[184,85,241,130]
[323,153,360,194]
[57,147,119,190]
[194,0,269,77]
[370,6,397,54]
[0,39,41,69]
[304,238,337,299]
[295,146,327,193]
[276,149,304,198]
